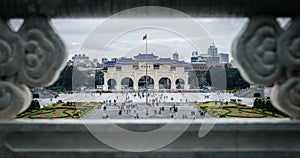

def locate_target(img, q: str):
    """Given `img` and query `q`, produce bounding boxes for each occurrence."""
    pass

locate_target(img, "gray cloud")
[10,15,291,62]
[15,17,293,62]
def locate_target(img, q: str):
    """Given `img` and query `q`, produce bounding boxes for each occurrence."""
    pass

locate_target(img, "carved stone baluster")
[19,17,67,87]
[0,17,67,119]
[272,17,300,119]
[0,19,31,119]
[232,16,283,85]
[233,16,300,119]
[272,78,300,119]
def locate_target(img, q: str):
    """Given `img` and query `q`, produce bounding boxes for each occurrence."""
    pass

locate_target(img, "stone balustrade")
[0,0,300,157]
[0,119,299,157]
[0,0,299,119]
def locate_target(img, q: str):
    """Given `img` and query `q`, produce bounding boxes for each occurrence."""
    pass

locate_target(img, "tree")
[265,100,274,114]
[225,68,250,90]
[95,70,104,88]
[253,98,260,109]
[49,65,94,91]
[26,100,40,112]
[203,67,249,90]
[188,72,200,89]
[49,65,73,91]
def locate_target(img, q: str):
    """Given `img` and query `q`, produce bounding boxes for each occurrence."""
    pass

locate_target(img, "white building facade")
[102,53,190,91]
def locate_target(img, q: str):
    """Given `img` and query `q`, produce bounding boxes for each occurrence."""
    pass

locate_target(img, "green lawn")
[17,102,101,119]
[198,102,285,118]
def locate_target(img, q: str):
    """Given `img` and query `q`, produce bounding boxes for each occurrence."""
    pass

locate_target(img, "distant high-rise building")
[208,40,218,57]
[191,56,198,62]
[173,52,179,61]
[111,58,118,62]
[102,58,108,64]
[219,53,229,63]
[207,39,219,64]
[191,51,203,62]
[72,54,92,67]
[192,51,199,57]
[231,60,237,68]
[190,40,230,67]
[67,59,73,66]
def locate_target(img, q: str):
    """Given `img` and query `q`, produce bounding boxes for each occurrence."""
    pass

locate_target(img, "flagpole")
[145,35,148,106]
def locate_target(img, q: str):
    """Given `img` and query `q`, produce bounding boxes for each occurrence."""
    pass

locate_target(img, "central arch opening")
[138,76,154,90]
[108,78,117,90]
[253,93,261,98]
[176,78,185,89]
[159,77,171,89]
[121,77,134,89]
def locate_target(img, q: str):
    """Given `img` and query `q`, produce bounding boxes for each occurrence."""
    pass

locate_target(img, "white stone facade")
[103,53,189,91]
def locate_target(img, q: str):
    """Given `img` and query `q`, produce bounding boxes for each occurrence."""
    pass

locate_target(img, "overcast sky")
[50,18,248,62]
[11,12,289,62]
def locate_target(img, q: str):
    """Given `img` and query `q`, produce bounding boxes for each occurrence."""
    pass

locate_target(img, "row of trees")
[50,65,73,91]
[25,100,41,112]
[49,66,100,92]
[252,98,286,116]
[189,67,250,90]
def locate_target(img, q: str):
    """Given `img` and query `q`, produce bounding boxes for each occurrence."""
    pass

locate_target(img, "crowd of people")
[95,91,202,119]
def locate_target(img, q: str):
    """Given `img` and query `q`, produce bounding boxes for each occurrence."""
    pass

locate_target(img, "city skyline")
[10,18,289,62]
[10,18,246,62]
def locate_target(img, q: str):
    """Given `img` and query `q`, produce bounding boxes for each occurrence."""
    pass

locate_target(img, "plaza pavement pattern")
[36,92,255,119]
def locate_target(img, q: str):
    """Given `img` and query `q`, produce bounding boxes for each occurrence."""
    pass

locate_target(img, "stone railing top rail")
[1,119,300,157]
[0,118,299,132]
[0,0,299,18]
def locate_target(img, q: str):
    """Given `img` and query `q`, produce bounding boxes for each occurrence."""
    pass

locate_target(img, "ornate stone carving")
[232,16,283,85]
[233,16,300,119]
[272,78,300,119]
[0,19,24,77]
[19,17,67,87]
[0,82,31,119]
[0,17,67,119]
[273,17,300,119]
[277,17,300,70]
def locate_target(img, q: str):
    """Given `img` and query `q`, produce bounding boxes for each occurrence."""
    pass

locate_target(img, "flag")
[143,34,147,40]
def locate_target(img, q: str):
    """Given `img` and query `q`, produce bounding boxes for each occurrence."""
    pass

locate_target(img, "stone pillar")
[103,73,108,91]
[134,84,138,90]
[185,72,189,90]
[171,78,176,91]
[154,81,159,90]
[134,77,139,91]
[116,74,121,91]
[171,74,175,91]
[184,84,189,90]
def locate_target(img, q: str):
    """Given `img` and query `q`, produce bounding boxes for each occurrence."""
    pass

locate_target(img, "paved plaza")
[36,92,255,119]
[87,102,202,119]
